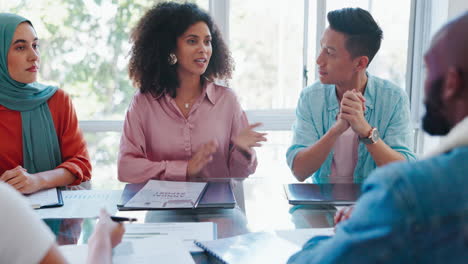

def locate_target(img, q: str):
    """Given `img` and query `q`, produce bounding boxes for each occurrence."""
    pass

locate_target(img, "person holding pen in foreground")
[0,13,91,194]
[118,2,267,183]
[0,182,124,264]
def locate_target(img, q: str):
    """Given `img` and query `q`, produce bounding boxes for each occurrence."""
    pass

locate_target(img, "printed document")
[60,235,194,264]
[35,190,121,219]
[123,222,216,253]
[124,180,207,209]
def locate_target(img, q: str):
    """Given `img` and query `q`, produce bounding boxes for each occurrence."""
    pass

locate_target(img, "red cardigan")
[0,89,91,185]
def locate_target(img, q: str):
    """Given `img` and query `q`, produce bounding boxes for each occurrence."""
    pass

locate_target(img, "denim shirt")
[288,146,468,264]
[286,74,416,183]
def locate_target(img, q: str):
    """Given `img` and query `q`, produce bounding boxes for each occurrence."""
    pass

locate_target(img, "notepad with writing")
[121,180,208,210]
[194,232,301,264]
[26,187,63,209]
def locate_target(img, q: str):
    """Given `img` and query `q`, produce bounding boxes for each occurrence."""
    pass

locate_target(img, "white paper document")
[35,190,121,219]
[26,188,60,208]
[123,222,216,253]
[60,235,194,264]
[125,180,207,209]
[275,228,335,247]
[59,244,87,264]
[114,236,194,264]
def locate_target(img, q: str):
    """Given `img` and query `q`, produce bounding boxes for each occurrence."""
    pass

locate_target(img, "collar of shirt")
[161,81,217,105]
[161,81,218,119]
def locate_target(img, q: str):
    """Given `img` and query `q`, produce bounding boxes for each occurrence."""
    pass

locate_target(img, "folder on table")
[26,187,64,209]
[284,183,361,205]
[118,180,236,211]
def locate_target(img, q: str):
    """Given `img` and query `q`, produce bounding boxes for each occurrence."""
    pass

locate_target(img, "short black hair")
[128,2,234,98]
[327,8,383,65]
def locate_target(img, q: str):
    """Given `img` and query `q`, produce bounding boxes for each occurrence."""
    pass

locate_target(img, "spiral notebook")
[194,232,301,264]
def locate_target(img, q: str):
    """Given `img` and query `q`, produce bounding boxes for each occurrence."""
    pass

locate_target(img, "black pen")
[110,216,137,222]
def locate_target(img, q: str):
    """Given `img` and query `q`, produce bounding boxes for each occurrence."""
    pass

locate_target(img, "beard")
[422,78,451,136]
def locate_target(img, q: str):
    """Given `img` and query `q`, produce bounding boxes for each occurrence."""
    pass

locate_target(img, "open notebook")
[195,232,301,264]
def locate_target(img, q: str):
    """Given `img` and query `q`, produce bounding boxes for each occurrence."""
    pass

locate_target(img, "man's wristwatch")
[359,127,380,144]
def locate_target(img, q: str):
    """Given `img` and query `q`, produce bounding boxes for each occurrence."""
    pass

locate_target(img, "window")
[325,0,412,90]
[228,0,412,111]
[230,0,305,110]
[3,0,209,121]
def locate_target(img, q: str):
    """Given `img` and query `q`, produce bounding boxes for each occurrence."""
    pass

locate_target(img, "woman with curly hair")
[118,2,266,183]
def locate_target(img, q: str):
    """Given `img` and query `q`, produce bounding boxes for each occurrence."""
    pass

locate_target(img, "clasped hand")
[336,89,371,137]
[0,165,40,194]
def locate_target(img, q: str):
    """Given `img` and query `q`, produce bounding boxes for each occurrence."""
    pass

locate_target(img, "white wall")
[449,0,468,19]
[413,0,468,155]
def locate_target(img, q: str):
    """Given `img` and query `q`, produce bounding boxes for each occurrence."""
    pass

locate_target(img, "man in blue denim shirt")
[288,12,468,264]
[287,8,416,183]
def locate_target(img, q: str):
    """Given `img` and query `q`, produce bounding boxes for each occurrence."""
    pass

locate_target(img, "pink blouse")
[118,82,257,183]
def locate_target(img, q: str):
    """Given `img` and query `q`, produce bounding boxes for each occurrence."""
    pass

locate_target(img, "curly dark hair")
[128,2,234,98]
[327,8,383,66]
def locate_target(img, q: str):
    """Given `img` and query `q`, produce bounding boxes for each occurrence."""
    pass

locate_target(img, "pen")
[110,216,137,222]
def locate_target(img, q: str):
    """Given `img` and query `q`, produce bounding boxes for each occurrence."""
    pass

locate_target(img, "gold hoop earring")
[168,53,177,65]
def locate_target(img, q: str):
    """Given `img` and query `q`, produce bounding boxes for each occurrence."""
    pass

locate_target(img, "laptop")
[284,183,362,205]
[118,181,236,211]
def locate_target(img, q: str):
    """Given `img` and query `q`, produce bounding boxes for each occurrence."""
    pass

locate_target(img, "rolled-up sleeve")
[381,91,416,161]
[286,90,320,169]
[54,90,92,185]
